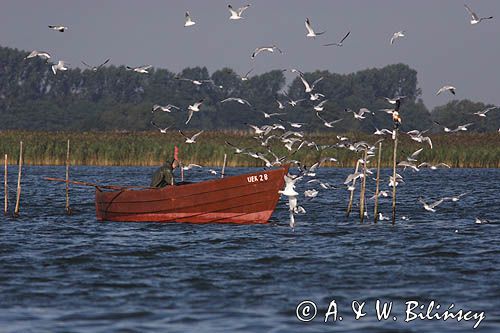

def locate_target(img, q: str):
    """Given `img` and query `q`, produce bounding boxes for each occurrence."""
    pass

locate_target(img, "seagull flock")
[19,3,499,229]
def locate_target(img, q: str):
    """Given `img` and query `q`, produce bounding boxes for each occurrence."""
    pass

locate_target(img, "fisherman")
[150,159,179,188]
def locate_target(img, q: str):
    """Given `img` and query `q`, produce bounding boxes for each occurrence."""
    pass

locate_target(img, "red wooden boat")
[95,166,288,224]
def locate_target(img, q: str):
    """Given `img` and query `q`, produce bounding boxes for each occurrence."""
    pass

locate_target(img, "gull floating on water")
[378,213,390,221]
[81,58,110,72]
[186,99,204,124]
[179,130,204,144]
[48,25,68,32]
[227,4,251,20]
[464,4,493,25]
[184,11,196,27]
[436,85,456,96]
[305,18,326,38]
[475,217,490,224]
[51,60,68,75]
[251,45,282,59]
[323,31,351,46]
[390,31,405,45]
[304,189,319,199]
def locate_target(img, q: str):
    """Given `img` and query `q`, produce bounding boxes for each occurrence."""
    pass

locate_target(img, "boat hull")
[95,167,288,224]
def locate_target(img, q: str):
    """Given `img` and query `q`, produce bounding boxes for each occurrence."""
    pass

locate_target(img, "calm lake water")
[0,166,499,332]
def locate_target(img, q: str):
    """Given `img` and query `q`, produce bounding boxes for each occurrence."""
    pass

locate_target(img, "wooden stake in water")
[346,159,360,217]
[359,149,368,223]
[221,154,227,179]
[65,139,72,215]
[392,129,399,225]
[14,141,23,217]
[4,154,7,216]
[374,142,382,223]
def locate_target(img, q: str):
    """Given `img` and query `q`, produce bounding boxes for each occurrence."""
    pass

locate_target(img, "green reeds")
[0,130,498,167]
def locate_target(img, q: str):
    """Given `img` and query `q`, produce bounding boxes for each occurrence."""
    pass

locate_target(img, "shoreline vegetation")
[1,130,499,168]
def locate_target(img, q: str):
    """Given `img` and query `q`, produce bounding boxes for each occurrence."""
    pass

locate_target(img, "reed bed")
[0,130,499,168]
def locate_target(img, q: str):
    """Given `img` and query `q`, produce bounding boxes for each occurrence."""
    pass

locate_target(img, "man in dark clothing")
[150,159,179,188]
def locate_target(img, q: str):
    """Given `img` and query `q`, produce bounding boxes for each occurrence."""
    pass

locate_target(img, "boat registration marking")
[247,174,269,183]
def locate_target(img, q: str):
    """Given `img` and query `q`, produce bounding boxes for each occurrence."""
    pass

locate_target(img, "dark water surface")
[1,166,499,332]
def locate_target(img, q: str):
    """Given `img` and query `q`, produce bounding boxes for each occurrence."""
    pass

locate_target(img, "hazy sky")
[1,0,499,109]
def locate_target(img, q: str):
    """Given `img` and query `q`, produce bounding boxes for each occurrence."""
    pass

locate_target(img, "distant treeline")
[1,44,499,133]
[1,131,499,168]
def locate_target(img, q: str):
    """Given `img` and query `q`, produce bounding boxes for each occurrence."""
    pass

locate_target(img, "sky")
[0,0,499,109]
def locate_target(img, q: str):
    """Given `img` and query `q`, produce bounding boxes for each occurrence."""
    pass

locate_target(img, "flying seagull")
[436,85,456,95]
[313,99,328,112]
[309,92,325,101]
[305,18,326,38]
[261,111,285,119]
[184,11,196,27]
[385,96,406,104]
[48,25,68,32]
[227,4,251,20]
[175,76,216,86]
[418,162,450,170]
[323,31,351,46]
[81,58,110,72]
[186,99,204,124]
[126,65,152,74]
[464,4,493,25]
[225,141,247,154]
[279,174,304,230]
[443,192,468,202]
[179,130,204,144]
[25,50,51,61]
[297,74,323,93]
[418,197,446,212]
[251,45,282,59]
[220,97,252,107]
[150,121,171,133]
[316,113,342,128]
[182,163,203,171]
[151,104,180,113]
[345,108,373,120]
[51,60,68,75]
[390,31,405,45]
[473,106,498,117]
[239,68,253,81]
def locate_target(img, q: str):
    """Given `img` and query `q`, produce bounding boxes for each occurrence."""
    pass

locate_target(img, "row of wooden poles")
[3,140,72,217]
[346,129,399,224]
